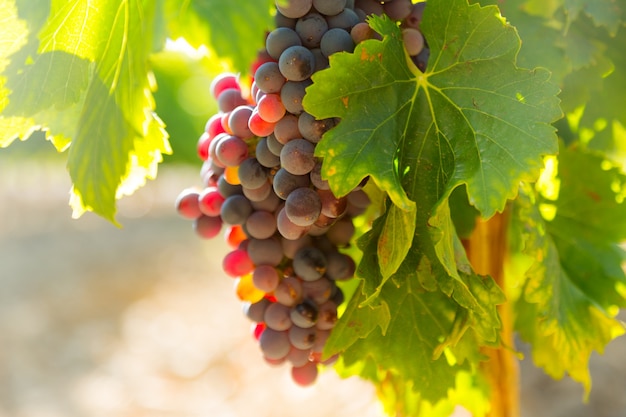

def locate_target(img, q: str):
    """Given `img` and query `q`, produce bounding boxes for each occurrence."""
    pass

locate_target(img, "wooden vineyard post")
[463,210,520,417]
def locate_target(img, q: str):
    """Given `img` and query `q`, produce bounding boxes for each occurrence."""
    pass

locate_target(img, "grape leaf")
[4,51,90,115]
[29,0,171,223]
[309,1,558,407]
[564,0,624,35]
[305,2,561,219]
[328,270,471,402]
[328,257,503,404]
[514,146,626,395]
[164,0,273,73]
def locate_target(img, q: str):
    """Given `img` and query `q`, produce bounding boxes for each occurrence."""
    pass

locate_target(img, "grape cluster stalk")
[175,0,429,386]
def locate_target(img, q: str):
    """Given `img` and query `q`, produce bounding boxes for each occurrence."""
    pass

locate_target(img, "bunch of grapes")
[175,0,428,386]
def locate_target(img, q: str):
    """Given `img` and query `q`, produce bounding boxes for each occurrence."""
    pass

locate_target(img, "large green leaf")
[29,0,171,223]
[305,3,561,219]
[305,1,561,407]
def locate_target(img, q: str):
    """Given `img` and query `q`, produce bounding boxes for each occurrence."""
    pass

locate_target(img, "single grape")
[254,61,287,94]
[350,21,377,44]
[325,8,360,30]
[288,325,317,349]
[257,93,287,123]
[198,186,226,217]
[264,301,293,331]
[316,300,338,330]
[295,12,329,48]
[227,105,255,140]
[285,187,322,226]
[220,194,253,225]
[266,27,303,60]
[252,265,280,292]
[259,328,291,360]
[215,134,249,167]
[274,276,304,307]
[278,45,315,82]
[222,248,254,277]
[217,88,247,113]
[293,246,327,281]
[291,361,318,386]
[290,299,319,328]
[246,210,278,239]
[274,114,302,145]
[238,158,269,189]
[193,215,223,239]
[325,250,356,280]
[402,27,425,56]
[320,27,355,57]
[280,139,317,175]
[175,188,202,219]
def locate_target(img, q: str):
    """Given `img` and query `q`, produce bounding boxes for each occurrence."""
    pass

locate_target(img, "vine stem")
[462,209,519,417]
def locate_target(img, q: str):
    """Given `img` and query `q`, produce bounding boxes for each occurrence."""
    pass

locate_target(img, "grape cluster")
[175,0,428,386]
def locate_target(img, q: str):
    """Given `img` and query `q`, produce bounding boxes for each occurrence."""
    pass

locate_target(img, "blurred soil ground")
[1,158,625,417]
